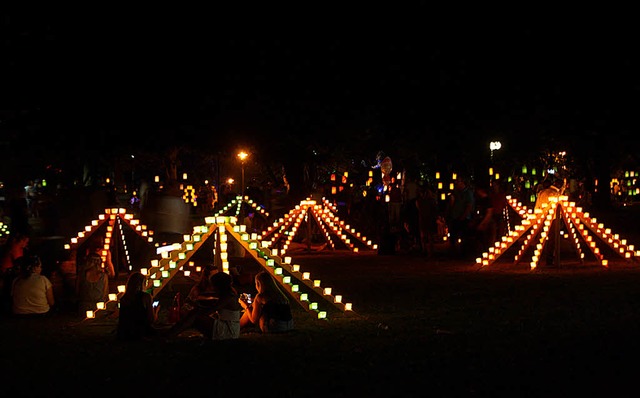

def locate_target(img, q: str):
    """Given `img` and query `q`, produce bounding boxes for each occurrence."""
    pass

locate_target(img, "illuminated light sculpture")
[83,207,358,323]
[257,197,378,256]
[65,207,155,277]
[477,196,639,270]
[213,195,270,225]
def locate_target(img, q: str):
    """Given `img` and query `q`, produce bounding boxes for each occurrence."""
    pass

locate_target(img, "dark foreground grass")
[3,251,640,397]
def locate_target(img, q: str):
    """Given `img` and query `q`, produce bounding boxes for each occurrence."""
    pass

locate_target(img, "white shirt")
[11,274,53,314]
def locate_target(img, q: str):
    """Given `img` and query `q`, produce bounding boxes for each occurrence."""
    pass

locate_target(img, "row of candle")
[477,196,639,270]
[259,198,378,256]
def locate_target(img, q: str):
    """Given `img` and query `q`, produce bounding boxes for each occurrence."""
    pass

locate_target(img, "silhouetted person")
[445,178,475,258]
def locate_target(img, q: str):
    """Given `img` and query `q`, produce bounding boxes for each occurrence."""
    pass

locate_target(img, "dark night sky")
[2,10,640,170]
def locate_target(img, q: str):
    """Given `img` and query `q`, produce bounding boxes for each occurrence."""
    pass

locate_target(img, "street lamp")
[489,141,502,161]
[237,151,249,196]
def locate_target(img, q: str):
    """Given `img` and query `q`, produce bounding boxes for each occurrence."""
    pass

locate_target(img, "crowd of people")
[114,267,294,341]
[380,176,510,261]
[0,228,295,342]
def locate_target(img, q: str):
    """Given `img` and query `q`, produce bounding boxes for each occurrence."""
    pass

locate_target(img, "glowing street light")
[237,151,249,196]
[489,141,502,183]
[490,141,502,161]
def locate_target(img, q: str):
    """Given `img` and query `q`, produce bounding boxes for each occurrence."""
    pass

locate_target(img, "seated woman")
[11,255,55,317]
[116,271,159,341]
[76,250,109,316]
[209,271,243,340]
[179,265,215,318]
[1,232,30,275]
[168,271,242,340]
[1,232,30,313]
[239,270,294,333]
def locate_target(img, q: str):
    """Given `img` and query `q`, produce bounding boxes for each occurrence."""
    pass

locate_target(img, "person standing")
[534,178,562,212]
[415,185,439,258]
[471,184,497,255]
[445,178,475,258]
[534,178,564,266]
[489,181,508,238]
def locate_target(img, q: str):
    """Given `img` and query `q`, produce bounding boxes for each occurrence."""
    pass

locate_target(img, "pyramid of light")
[73,211,356,321]
[257,197,378,256]
[476,195,640,270]
[214,195,270,222]
[64,207,155,275]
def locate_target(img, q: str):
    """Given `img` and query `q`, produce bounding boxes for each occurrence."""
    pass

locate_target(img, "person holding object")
[239,270,293,334]
[167,270,241,340]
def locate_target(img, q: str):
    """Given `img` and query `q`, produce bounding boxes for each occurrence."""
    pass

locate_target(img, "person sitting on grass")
[116,271,159,341]
[239,270,294,334]
[180,264,215,318]
[1,232,30,313]
[167,270,242,340]
[11,255,55,317]
[76,250,109,316]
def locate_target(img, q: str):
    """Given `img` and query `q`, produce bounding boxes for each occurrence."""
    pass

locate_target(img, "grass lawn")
[3,250,640,397]
[3,204,640,396]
